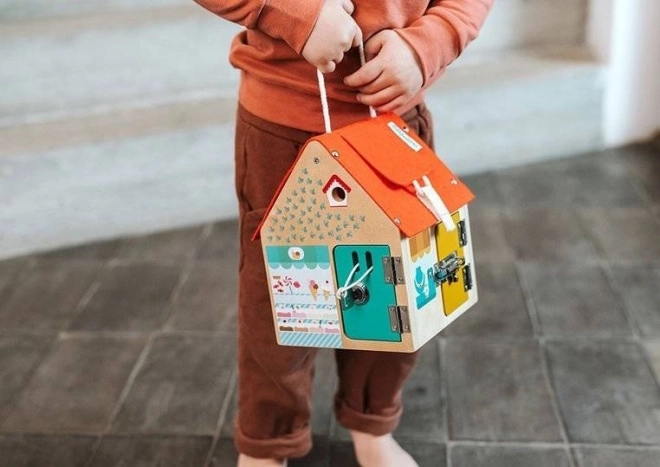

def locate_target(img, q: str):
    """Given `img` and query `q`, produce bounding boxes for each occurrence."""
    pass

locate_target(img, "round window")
[331,186,346,202]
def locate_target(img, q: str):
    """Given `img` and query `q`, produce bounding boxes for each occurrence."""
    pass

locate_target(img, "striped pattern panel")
[279,332,342,349]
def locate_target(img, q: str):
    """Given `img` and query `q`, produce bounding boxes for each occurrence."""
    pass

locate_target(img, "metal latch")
[383,256,405,285]
[388,305,411,333]
[433,252,465,285]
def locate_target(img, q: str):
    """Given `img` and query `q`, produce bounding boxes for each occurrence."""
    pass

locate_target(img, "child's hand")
[302,0,362,73]
[344,30,424,112]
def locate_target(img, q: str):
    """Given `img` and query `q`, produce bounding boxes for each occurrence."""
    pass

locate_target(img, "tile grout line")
[599,259,643,338]
[80,336,154,467]
[101,335,156,434]
[58,257,114,332]
[513,262,542,338]
[0,333,60,429]
[515,261,575,464]
[160,225,212,333]
[537,341,576,467]
[204,364,239,467]
[0,257,108,428]
[600,260,660,391]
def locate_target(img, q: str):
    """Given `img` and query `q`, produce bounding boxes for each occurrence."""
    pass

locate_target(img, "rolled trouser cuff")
[334,397,402,436]
[234,420,313,460]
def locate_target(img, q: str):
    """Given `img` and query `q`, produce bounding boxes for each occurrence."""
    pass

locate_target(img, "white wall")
[590,0,660,145]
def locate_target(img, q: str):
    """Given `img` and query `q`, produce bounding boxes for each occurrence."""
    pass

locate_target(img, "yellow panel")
[434,212,468,316]
[440,271,468,316]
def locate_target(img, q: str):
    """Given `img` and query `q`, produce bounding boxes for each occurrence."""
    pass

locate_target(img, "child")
[193,1,493,465]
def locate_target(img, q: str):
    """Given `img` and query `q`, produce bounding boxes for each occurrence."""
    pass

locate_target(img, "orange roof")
[254,112,474,240]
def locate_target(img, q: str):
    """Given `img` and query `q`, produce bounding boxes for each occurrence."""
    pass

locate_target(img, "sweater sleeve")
[193,0,324,53]
[395,0,494,86]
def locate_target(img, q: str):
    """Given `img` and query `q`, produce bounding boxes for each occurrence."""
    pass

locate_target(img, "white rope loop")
[413,175,456,231]
[317,39,377,133]
[336,262,374,300]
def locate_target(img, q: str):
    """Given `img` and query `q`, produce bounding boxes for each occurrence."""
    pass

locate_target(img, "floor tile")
[35,239,121,261]
[196,220,239,262]
[606,263,660,337]
[0,261,100,331]
[399,441,447,467]
[0,257,30,307]
[68,263,182,331]
[573,446,660,467]
[445,340,562,442]
[111,334,235,435]
[329,441,359,467]
[467,206,516,263]
[645,340,660,382]
[289,436,331,467]
[0,335,54,414]
[2,336,145,433]
[208,438,238,467]
[544,340,660,444]
[117,226,205,263]
[397,342,445,441]
[579,208,660,261]
[501,208,599,261]
[0,434,96,467]
[451,444,571,467]
[442,263,533,337]
[619,143,660,204]
[166,261,238,332]
[462,172,504,206]
[520,262,631,337]
[495,151,646,208]
[90,435,212,467]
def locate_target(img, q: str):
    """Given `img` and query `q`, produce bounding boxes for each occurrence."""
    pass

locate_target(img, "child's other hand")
[302,0,362,73]
[344,30,424,113]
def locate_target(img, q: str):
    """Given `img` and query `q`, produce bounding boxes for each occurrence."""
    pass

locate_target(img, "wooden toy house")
[255,113,477,352]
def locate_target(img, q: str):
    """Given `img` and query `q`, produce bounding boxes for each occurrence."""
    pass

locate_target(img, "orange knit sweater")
[195,0,493,132]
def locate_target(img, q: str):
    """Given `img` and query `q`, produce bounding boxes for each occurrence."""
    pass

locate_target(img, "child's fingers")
[357,85,402,107]
[318,60,336,74]
[356,74,391,95]
[344,59,383,87]
[375,95,407,113]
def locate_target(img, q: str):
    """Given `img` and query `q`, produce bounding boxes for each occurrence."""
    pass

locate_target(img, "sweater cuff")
[395,17,459,87]
[258,0,325,54]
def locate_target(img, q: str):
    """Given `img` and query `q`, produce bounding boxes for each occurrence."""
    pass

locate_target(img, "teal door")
[333,245,401,342]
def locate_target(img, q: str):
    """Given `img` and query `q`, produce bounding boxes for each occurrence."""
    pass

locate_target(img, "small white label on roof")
[387,121,422,152]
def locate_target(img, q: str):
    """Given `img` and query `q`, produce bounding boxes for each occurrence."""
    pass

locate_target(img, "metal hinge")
[463,264,473,291]
[388,305,411,333]
[383,256,405,285]
[458,220,468,247]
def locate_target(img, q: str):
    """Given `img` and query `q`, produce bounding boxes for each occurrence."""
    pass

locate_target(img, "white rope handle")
[336,262,374,299]
[317,40,377,133]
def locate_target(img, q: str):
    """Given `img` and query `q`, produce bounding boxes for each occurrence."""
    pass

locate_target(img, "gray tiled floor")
[1,144,660,466]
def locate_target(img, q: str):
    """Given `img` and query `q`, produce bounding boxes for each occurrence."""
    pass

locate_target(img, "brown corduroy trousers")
[233,103,435,459]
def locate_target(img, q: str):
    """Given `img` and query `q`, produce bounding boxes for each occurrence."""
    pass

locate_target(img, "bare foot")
[237,453,287,467]
[350,431,418,467]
